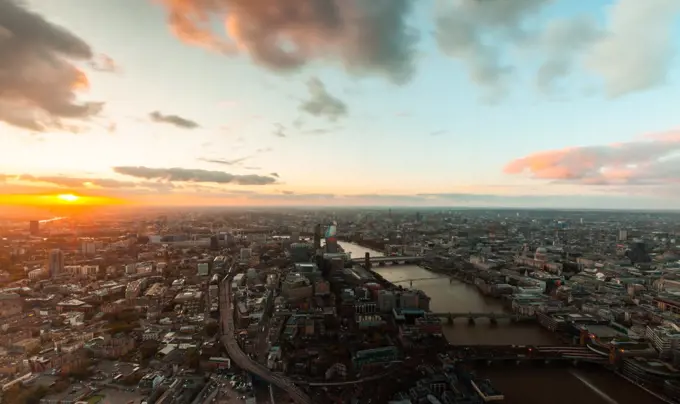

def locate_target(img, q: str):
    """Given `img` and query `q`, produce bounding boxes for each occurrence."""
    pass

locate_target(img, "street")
[219,273,311,404]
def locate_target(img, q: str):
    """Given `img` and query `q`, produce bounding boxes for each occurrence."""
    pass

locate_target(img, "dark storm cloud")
[149,111,200,129]
[157,0,419,84]
[300,78,347,121]
[0,0,104,131]
[113,166,277,185]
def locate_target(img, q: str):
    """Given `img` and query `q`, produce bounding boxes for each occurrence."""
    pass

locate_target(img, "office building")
[48,249,64,278]
[197,262,210,276]
[29,221,39,236]
[210,235,219,250]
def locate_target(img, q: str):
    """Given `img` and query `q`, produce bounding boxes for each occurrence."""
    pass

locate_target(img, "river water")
[338,241,667,404]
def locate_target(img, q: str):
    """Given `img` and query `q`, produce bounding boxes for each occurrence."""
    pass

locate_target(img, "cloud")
[435,0,680,98]
[303,126,343,136]
[429,130,447,136]
[504,130,680,186]
[270,172,279,178]
[273,123,286,138]
[156,0,418,84]
[535,16,601,94]
[300,78,347,121]
[149,111,200,129]
[89,54,120,73]
[435,0,549,97]
[0,173,175,196]
[199,156,250,166]
[583,0,680,97]
[113,166,277,185]
[0,0,104,131]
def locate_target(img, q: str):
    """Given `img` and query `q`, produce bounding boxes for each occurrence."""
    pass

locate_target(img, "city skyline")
[2,0,680,209]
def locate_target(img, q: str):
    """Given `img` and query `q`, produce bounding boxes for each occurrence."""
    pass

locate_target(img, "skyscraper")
[313,224,321,250]
[48,249,64,278]
[325,222,338,253]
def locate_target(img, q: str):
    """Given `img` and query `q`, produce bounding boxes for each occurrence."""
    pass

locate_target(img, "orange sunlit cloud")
[72,68,90,91]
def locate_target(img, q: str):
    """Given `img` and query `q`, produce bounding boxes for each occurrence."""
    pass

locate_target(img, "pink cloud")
[504,130,680,185]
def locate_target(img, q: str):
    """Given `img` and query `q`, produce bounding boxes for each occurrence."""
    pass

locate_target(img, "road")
[220,273,312,404]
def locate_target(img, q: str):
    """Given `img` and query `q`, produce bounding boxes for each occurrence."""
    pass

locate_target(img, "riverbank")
[336,241,671,404]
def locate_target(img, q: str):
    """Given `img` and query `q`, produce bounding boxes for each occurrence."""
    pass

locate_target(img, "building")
[281,273,313,300]
[0,293,22,318]
[290,243,313,263]
[294,262,321,282]
[378,290,397,312]
[197,262,210,276]
[240,248,252,261]
[29,220,39,235]
[48,249,64,278]
[352,346,398,370]
[81,241,97,255]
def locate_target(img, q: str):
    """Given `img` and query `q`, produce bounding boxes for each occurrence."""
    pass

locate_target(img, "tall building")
[48,249,64,278]
[210,235,219,250]
[29,221,39,236]
[81,241,97,255]
[313,224,321,250]
[325,222,338,253]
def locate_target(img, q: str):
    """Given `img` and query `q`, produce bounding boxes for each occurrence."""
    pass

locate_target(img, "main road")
[219,273,312,404]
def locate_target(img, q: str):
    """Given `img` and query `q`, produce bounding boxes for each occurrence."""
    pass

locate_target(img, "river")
[338,241,667,404]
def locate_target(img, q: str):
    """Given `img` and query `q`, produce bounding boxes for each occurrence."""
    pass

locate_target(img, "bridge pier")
[447,315,453,325]
[489,316,498,326]
[468,317,475,325]
[379,262,386,267]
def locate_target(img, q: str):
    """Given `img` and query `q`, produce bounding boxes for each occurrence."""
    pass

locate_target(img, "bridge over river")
[350,255,425,265]
[430,312,536,325]
[447,345,608,365]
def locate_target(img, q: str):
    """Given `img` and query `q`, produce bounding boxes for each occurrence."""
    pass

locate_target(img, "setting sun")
[57,193,80,202]
[0,193,126,207]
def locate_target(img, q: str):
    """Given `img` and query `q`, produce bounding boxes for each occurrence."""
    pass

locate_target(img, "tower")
[313,224,321,250]
[48,249,64,278]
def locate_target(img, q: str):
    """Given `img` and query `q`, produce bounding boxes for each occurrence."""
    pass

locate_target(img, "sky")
[1,0,680,209]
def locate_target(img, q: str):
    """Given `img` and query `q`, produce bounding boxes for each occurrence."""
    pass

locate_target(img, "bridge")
[350,255,424,265]
[447,345,608,365]
[431,312,536,325]
[392,276,446,285]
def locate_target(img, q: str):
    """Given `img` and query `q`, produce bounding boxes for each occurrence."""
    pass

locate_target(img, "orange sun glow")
[56,193,79,202]
[0,192,126,206]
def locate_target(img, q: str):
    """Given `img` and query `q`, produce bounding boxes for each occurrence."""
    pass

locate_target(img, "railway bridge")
[350,255,425,266]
